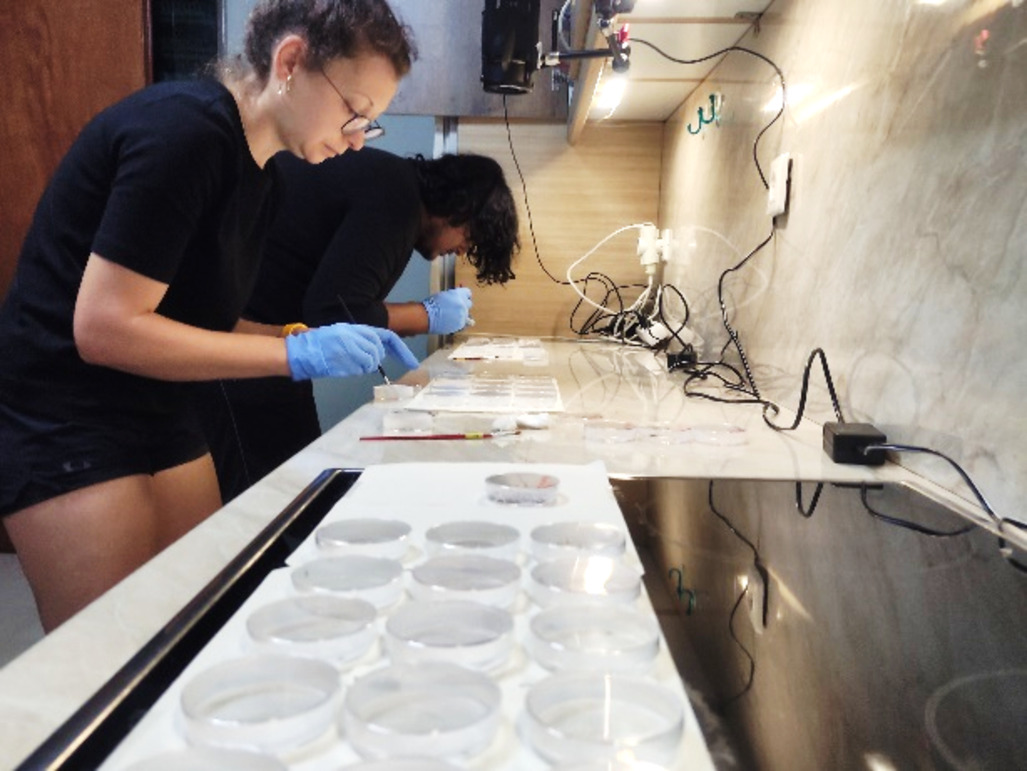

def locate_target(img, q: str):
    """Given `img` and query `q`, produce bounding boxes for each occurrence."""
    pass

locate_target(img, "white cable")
[566,222,654,314]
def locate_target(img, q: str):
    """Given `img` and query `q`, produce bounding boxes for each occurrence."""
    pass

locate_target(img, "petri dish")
[582,420,638,443]
[425,520,521,560]
[529,521,626,561]
[245,595,377,667]
[291,555,404,609]
[485,472,560,506]
[524,672,684,764]
[340,761,464,771]
[123,748,286,771]
[528,604,659,673]
[180,654,339,753]
[341,662,501,760]
[315,518,411,560]
[527,556,641,607]
[385,599,514,672]
[409,554,521,608]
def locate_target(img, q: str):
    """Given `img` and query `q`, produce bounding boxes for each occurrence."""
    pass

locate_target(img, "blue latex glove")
[286,323,419,381]
[422,288,473,334]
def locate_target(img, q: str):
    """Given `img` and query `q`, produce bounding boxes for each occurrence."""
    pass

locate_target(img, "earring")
[277,74,293,96]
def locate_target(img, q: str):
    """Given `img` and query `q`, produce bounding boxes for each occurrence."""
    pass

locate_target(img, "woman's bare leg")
[5,476,159,632]
[152,453,222,550]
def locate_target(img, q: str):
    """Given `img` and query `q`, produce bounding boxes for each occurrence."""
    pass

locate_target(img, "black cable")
[763,348,846,431]
[718,583,756,711]
[502,95,562,285]
[796,482,823,519]
[859,485,974,538]
[631,39,787,189]
[863,443,1027,574]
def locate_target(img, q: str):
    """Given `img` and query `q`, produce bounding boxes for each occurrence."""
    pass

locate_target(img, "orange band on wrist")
[280,323,309,337]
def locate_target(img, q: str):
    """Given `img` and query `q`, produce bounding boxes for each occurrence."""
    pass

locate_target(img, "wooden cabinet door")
[0,0,149,299]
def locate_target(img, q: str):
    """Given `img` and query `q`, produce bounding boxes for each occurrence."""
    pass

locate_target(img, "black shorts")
[0,400,208,518]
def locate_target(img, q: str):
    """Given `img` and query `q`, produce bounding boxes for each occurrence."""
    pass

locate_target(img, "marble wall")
[658,0,1027,523]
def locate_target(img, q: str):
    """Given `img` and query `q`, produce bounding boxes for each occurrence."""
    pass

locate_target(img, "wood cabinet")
[0,0,149,299]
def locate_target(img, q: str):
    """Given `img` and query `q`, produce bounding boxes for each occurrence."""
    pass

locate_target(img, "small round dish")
[524,672,684,764]
[340,760,464,771]
[180,654,339,753]
[245,595,377,667]
[341,662,501,760]
[123,748,287,771]
[385,599,514,672]
[425,520,521,560]
[315,518,411,560]
[291,555,404,609]
[529,521,626,561]
[582,420,637,443]
[409,554,521,608]
[485,472,559,506]
[527,556,641,607]
[528,604,659,673]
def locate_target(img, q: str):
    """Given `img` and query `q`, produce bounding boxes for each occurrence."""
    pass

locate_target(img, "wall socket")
[766,153,791,218]
[746,564,768,633]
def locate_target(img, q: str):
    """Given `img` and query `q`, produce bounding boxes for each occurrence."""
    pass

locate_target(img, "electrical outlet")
[746,564,768,634]
[766,152,791,218]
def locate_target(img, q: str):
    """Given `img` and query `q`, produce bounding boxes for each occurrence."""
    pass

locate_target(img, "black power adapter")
[823,422,887,465]
[666,344,697,371]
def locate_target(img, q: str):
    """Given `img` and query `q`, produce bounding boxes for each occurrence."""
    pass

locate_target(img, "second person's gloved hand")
[286,323,419,381]
[422,287,472,335]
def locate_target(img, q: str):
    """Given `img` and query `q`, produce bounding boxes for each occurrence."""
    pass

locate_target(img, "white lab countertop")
[0,338,995,768]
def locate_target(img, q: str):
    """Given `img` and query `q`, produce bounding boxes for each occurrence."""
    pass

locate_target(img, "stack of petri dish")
[523,671,684,765]
[245,594,378,667]
[291,555,404,609]
[385,599,514,672]
[425,520,521,560]
[529,521,626,561]
[528,603,660,673]
[179,654,340,753]
[315,518,412,560]
[409,554,521,608]
[340,661,501,760]
[485,472,560,506]
[527,555,641,607]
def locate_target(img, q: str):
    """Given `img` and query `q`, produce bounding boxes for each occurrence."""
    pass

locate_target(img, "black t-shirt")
[244,147,422,329]
[0,79,277,420]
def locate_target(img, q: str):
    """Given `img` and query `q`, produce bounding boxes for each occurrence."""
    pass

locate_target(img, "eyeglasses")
[319,68,385,140]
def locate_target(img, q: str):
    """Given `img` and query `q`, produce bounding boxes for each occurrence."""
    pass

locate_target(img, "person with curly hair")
[0,0,418,631]
[197,146,520,502]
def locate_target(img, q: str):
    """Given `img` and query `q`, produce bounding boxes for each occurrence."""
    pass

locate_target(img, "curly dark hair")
[244,0,416,83]
[411,154,519,285]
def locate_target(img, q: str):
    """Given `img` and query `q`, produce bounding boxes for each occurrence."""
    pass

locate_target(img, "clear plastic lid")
[179,654,339,753]
[123,747,287,771]
[424,520,521,560]
[340,662,501,760]
[528,604,659,673]
[527,556,640,607]
[245,595,377,667]
[385,599,514,672]
[485,472,560,505]
[339,760,464,771]
[524,672,684,764]
[409,554,521,608]
[315,518,411,560]
[529,521,626,561]
[291,555,404,609]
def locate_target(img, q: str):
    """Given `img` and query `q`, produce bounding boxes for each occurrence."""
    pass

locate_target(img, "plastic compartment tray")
[523,672,684,764]
[123,748,287,771]
[315,518,411,560]
[385,599,514,672]
[340,662,501,760]
[529,521,626,561]
[408,554,521,608]
[485,472,559,505]
[527,556,641,607]
[528,604,659,673]
[291,555,404,609]
[424,520,521,560]
[245,595,377,666]
[179,654,339,753]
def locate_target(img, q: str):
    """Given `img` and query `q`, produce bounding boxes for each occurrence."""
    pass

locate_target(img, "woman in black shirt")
[0,0,417,631]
